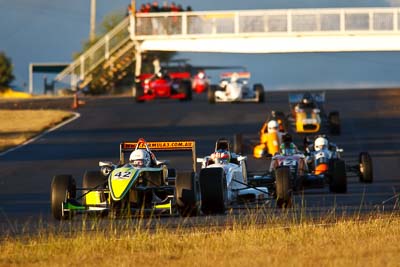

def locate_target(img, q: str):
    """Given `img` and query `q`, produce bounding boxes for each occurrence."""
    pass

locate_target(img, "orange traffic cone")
[72,92,79,109]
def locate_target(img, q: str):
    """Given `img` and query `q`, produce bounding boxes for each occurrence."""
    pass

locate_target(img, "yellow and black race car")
[50,139,200,220]
[288,92,340,135]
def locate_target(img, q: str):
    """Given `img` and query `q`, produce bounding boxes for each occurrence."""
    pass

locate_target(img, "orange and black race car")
[253,111,288,159]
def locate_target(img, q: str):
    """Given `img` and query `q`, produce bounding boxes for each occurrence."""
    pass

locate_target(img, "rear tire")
[233,133,243,154]
[199,168,227,214]
[254,84,264,103]
[329,111,341,135]
[175,172,199,216]
[208,85,217,104]
[51,175,76,220]
[359,152,373,183]
[275,166,292,208]
[329,159,347,193]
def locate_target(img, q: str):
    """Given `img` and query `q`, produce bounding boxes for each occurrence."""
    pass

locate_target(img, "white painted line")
[0,112,81,157]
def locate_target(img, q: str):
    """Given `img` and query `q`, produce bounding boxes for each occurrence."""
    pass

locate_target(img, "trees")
[0,51,15,88]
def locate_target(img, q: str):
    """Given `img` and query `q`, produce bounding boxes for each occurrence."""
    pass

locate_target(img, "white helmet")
[267,120,279,133]
[129,149,151,167]
[220,80,228,88]
[314,137,328,151]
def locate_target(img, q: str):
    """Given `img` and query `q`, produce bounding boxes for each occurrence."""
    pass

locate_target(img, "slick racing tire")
[253,84,265,103]
[208,85,217,104]
[329,159,347,193]
[359,152,373,183]
[199,168,227,214]
[51,175,76,220]
[233,133,243,154]
[275,166,292,209]
[83,171,108,210]
[175,171,199,217]
[179,80,192,101]
[328,111,341,135]
[134,83,145,103]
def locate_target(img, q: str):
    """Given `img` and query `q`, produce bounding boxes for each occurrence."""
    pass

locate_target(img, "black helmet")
[302,93,313,104]
[282,133,293,145]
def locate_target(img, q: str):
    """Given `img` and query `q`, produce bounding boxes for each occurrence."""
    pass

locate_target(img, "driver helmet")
[220,80,228,88]
[302,93,313,104]
[314,137,329,151]
[214,149,231,164]
[267,120,279,133]
[280,133,296,155]
[197,71,205,79]
[230,72,239,83]
[129,149,151,168]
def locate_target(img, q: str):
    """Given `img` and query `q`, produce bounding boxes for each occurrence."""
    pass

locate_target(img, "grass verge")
[1,214,399,266]
[0,110,74,152]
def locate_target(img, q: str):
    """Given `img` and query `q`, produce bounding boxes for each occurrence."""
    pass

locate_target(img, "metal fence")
[55,7,400,88]
[133,7,400,38]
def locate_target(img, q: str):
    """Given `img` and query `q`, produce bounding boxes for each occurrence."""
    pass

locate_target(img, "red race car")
[133,70,192,102]
[191,70,210,94]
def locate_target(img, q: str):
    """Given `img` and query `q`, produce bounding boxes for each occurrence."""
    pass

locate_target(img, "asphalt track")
[1,89,400,234]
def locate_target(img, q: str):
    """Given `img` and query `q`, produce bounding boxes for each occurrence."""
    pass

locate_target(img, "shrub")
[0,51,15,88]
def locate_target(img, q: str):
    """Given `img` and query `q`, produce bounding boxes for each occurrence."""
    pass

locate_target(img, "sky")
[1,0,400,92]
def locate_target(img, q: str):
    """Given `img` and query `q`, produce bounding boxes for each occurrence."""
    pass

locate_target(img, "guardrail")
[132,7,400,38]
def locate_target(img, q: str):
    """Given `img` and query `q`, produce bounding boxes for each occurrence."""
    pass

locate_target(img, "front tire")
[254,84,264,103]
[359,152,373,183]
[208,85,217,104]
[179,80,192,101]
[275,166,292,208]
[51,175,76,220]
[134,83,144,103]
[329,159,347,193]
[199,168,227,214]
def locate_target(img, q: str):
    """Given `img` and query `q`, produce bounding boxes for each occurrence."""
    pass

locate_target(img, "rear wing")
[220,72,251,79]
[288,92,325,104]
[120,140,197,172]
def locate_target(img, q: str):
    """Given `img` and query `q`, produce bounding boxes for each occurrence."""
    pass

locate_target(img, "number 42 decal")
[113,171,132,179]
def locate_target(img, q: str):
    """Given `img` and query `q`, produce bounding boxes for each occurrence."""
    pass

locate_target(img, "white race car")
[208,72,265,103]
[196,138,269,214]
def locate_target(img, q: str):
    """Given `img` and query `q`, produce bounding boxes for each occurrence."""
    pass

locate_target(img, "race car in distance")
[248,136,373,208]
[192,70,210,94]
[253,111,288,159]
[208,72,264,103]
[50,139,200,220]
[196,138,270,214]
[285,92,340,135]
[133,69,192,102]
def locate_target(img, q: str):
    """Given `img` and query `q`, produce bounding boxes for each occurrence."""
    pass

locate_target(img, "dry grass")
[1,215,399,267]
[0,110,73,152]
